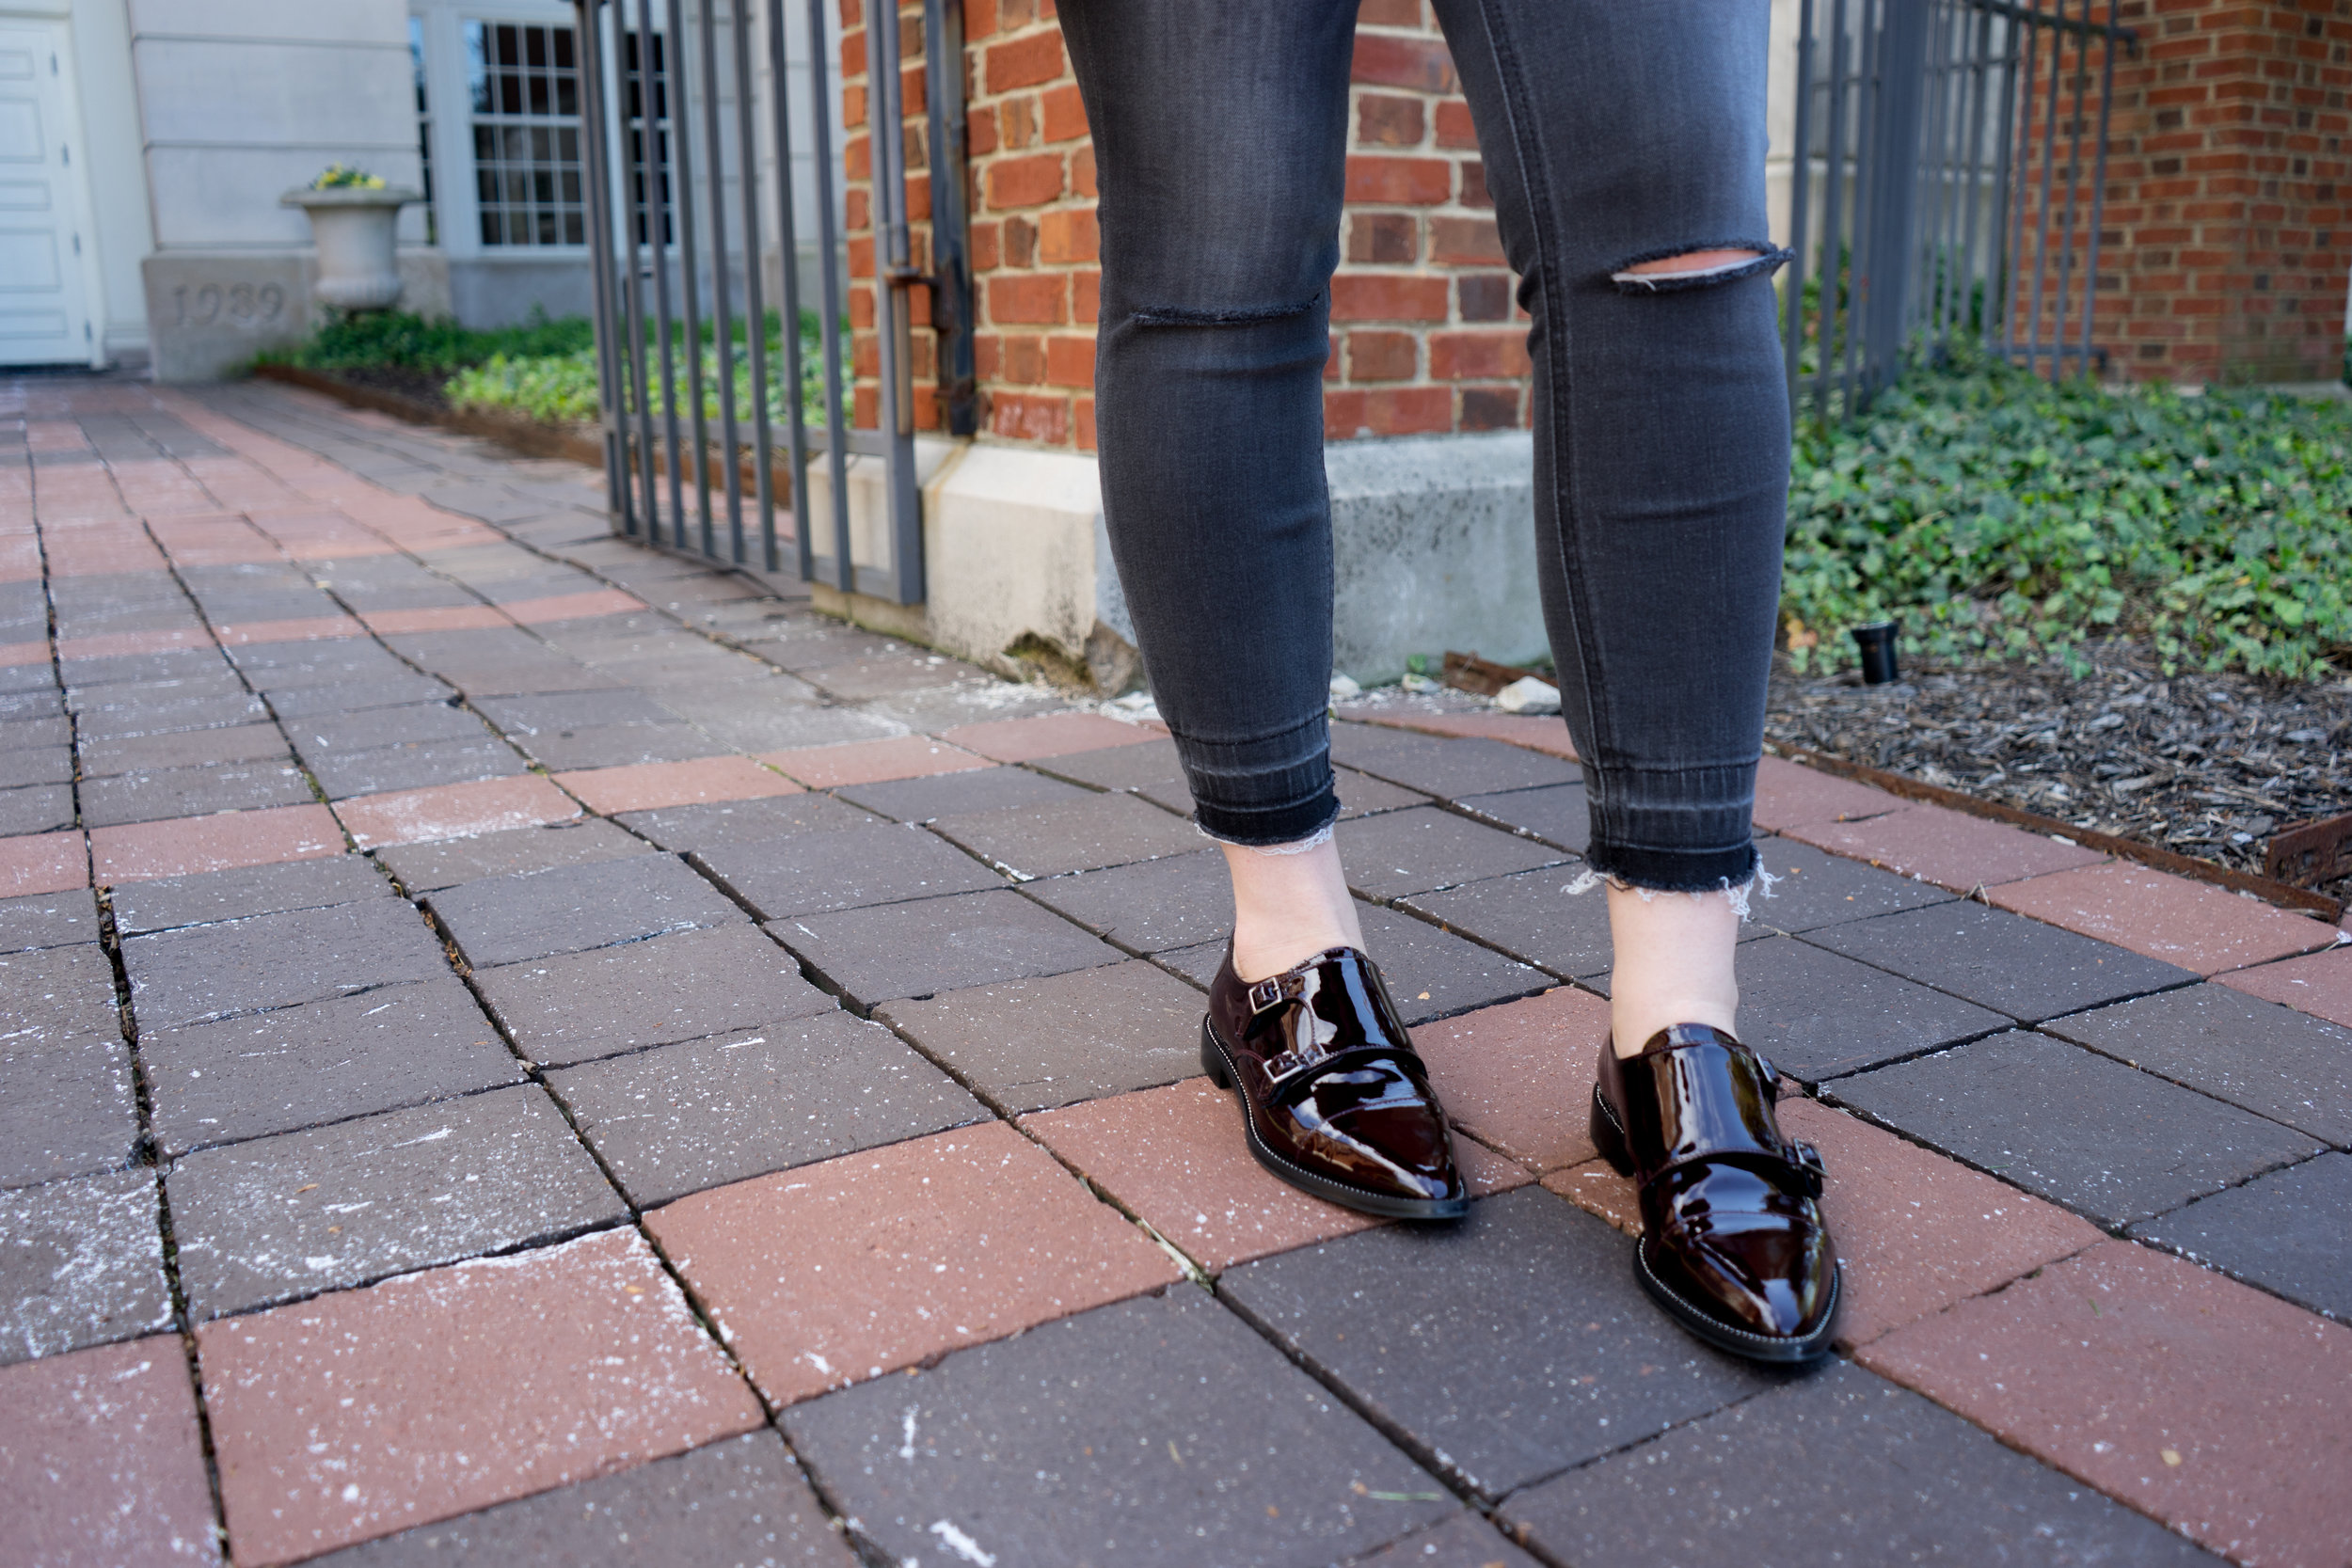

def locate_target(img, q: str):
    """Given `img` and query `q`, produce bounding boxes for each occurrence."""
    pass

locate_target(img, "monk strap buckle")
[1786,1139,1826,1197]
[1248,975,1303,1016]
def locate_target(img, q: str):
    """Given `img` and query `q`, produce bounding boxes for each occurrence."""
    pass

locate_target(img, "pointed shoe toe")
[1202,943,1467,1221]
[1593,1024,1841,1364]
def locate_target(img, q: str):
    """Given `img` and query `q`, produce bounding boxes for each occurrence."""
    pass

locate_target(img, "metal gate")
[1781,0,2136,418]
[569,0,970,604]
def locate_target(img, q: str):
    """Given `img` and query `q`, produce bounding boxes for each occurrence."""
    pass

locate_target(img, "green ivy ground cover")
[1784,350,2352,681]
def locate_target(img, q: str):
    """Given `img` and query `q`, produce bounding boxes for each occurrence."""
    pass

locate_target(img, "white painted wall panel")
[125,1,405,48]
[132,39,410,147]
[145,145,423,247]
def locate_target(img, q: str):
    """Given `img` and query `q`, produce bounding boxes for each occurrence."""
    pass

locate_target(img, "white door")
[0,20,99,368]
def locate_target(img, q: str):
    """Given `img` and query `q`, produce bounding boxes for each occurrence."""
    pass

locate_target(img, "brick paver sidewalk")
[5,374,2350,1567]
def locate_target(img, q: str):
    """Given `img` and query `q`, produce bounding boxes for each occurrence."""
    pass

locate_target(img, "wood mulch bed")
[1766,641,2352,907]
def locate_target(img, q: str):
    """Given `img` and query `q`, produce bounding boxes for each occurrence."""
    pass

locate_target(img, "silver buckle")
[1247,976,1291,1015]
[1263,1041,1330,1085]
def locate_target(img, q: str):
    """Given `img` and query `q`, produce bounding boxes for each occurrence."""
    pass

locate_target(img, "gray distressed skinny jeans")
[1059,0,1789,892]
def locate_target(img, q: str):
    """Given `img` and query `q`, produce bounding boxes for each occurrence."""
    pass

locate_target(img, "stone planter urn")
[280,185,422,310]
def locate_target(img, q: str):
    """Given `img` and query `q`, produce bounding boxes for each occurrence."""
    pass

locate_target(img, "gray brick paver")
[301,1431,854,1566]
[0,1167,172,1364]
[111,853,393,937]
[782,1290,1456,1567]
[425,852,747,968]
[2044,984,2352,1148]
[1500,1359,2226,1565]
[2132,1150,2352,1321]
[693,819,1000,917]
[167,1084,626,1318]
[1834,1030,2323,1226]
[617,791,880,851]
[548,1013,987,1207]
[123,896,453,1029]
[1220,1186,1779,1499]
[144,974,526,1156]
[472,922,836,1067]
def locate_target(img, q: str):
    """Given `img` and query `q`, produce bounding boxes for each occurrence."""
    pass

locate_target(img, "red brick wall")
[2090,0,2352,382]
[839,0,1527,451]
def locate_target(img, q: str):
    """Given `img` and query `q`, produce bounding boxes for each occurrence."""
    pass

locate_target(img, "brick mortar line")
[145,388,1106,1552]
[172,382,2352,1551]
[108,436,878,1554]
[28,446,240,1562]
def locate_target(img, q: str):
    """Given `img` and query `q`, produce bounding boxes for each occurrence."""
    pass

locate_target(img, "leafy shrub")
[259,309,595,374]
[1783,348,2352,680]
[443,309,844,430]
[442,349,601,423]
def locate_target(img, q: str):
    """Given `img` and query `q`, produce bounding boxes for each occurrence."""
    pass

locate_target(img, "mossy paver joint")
[3,377,2347,1560]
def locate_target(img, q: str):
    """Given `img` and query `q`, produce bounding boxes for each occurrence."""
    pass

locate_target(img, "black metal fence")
[572,0,967,605]
[1781,0,2135,418]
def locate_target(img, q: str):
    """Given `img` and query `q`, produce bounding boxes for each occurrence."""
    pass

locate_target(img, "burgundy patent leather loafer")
[1591,1023,1840,1363]
[1201,943,1468,1220]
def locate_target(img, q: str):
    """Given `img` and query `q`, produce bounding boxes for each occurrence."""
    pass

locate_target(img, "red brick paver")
[0,1337,222,1568]
[1542,1160,1640,1233]
[198,1228,761,1568]
[1860,1239,2352,1567]
[2218,945,2352,1029]
[53,626,215,662]
[1022,1077,1531,1275]
[554,755,801,816]
[1784,801,2108,893]
[645,1120,1181,1407]
[0,830,89,897]
[1750,754,1906,832]
[357,605,511,635]
[1989,863,2341,975]
[760,735,992,789]
[1414,987,1611,1173]
[89,804,343,885]
[938,712,1164,762]
[336,775,581,849]
[501,588,646,625]
[213,615,363,647]
[1776,1099,2102,1347]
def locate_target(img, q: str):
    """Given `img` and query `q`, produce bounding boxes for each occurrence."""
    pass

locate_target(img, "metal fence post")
[1784,0,2133,418]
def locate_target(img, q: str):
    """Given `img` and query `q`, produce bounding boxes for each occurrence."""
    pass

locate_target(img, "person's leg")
[1057,0,1365,981]
[1063,2,1466,1222]
[1435,0,1836,1360]
[1429,0,1790,1053]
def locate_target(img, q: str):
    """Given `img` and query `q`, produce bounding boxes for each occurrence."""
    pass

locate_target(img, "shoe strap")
[1239,949,1424,1093]
[1618,1038,1826,1196]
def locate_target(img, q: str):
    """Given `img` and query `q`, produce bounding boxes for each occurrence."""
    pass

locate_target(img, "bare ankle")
[1219,835,1363,982]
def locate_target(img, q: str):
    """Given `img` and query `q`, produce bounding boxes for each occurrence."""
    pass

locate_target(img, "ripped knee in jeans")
[1610,243,1791,294]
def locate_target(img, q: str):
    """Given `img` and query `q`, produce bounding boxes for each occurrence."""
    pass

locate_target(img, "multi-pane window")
[621,30,673,247]
[466,21,584,246]
[410,18,436,245]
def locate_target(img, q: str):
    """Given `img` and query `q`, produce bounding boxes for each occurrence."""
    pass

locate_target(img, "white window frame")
[407,0,591,263]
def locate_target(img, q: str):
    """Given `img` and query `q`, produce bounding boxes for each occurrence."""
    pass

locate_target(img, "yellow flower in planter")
[310,165,387,191]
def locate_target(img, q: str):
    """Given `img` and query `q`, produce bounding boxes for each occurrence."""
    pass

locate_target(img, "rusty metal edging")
[1764,741,2346,922]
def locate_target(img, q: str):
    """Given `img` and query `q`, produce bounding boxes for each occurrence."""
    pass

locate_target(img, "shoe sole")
[1590,1083,1841,1365]
[1200,1017,1468,1222]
